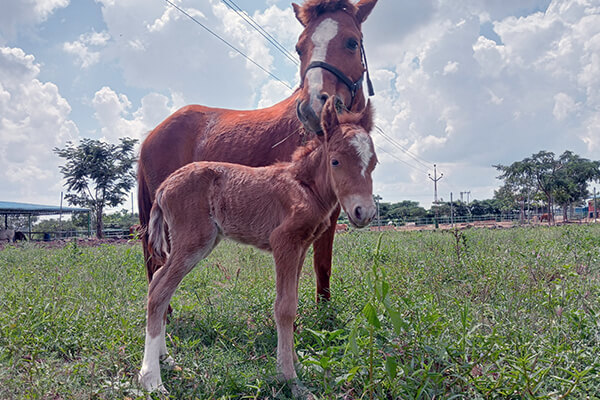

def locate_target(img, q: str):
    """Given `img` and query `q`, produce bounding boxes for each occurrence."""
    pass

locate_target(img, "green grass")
[1,224,599,399]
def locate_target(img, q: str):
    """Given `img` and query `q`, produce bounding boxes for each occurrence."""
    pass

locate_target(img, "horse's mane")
[296,0,358,26]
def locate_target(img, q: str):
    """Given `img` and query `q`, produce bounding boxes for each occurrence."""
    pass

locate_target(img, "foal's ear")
[359,100,374,133]
[292,3,306,27]
[356,0,378,24]
[321,97,339,141]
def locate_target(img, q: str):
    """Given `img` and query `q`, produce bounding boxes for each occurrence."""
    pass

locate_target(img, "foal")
[138,98,377,393]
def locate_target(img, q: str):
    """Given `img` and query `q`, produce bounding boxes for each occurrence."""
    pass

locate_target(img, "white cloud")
[365,0,600,205]
[63,30,110,68]
[91,86,183,144]
[0,46,78,204]
[0,0,70,42]
[94,0,296,109]
[553,92,577,121]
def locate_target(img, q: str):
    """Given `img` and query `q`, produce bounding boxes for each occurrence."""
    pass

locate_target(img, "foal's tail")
[148,189,169,264]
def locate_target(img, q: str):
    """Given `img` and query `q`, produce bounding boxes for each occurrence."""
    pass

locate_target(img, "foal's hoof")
[137,371,169,397]
[160,354,179,371]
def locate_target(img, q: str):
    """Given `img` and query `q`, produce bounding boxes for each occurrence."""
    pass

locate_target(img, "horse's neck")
[292,144,337,213]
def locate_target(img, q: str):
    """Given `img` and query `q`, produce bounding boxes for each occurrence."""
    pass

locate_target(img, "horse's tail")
[148,189,169,264]
[138,161,160,281]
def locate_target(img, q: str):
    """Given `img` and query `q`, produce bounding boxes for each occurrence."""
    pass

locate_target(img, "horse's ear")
[355,0,377,24]
[321,97,339,141]
[292,3,306,27]
[360,100,374,133]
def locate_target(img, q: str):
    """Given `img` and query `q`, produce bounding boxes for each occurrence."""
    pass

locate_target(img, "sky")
[0,0,599,211]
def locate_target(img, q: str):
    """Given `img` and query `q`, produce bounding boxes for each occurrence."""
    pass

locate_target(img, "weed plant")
[0,224,599,399]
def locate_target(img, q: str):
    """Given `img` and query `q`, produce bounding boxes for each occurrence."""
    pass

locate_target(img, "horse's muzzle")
[296,99,323,135]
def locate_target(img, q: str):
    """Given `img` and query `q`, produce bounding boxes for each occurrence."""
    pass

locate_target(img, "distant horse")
[540,213,550,222]
[137,0,378,304]
[0,229,15,243]
[138,98,377,394]
[14,231,27,241]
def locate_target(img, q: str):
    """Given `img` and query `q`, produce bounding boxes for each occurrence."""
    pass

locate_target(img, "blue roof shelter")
[0,201,90,238]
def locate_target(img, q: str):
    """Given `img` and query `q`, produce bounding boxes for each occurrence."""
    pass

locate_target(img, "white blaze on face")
[307,18,338,112]
[350,131,373,177]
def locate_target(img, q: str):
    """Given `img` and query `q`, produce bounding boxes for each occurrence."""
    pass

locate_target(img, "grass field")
[1,224,600,399]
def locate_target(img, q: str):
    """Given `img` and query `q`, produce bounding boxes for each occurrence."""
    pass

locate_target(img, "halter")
[300,40,374,110]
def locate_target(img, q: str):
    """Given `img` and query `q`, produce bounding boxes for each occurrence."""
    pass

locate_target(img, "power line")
[374,144,429,175]
[220,0,299,66]
[163,0,293,90]
[374,125,432,169]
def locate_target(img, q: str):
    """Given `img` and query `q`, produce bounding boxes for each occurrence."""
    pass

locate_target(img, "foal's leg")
[139,228,219,392]
[312,205,341,301]
[272,236,307,381]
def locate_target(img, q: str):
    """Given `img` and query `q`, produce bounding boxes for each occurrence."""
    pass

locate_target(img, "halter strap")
[300,40,375,110]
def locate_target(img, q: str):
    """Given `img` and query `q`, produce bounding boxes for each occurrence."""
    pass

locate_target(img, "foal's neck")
[291,141,337,214]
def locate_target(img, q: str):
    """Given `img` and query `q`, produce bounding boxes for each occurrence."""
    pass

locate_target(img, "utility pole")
[450,192,454,227]
[374,194,382,230]
[594,187,597,223]
[428,164,443,204]
[429,164,443,229]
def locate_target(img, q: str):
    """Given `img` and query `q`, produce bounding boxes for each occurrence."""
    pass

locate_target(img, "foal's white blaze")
[350,131,373,177]
[307,18,338,112]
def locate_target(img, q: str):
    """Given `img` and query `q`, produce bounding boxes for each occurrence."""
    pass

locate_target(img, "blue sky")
[1,0,599,209]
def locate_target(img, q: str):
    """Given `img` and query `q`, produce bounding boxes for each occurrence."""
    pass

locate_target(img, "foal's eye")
[331,159,340,166]
[346,38,359,51]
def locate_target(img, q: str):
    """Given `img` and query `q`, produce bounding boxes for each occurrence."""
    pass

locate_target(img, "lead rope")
[361,40,375,97]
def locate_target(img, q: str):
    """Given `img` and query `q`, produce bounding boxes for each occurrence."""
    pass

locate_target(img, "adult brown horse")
[139,97,377,395]
[138,0,378,302]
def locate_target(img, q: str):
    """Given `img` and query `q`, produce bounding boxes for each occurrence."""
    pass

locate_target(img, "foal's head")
[293,0,377,133]
[320,97,377,228]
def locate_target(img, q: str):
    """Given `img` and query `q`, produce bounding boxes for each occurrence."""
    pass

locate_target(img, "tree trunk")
[96,207,104,239]
[563,205,568,222]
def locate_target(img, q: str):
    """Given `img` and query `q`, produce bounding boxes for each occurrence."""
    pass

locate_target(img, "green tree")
[553,151,600,220]
[387,200,428,221]
[496,150,600,222]
[103,209,139,230]
[54,137,138,238]
[495,151,562,222]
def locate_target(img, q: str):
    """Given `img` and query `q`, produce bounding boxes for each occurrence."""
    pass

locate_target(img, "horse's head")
[321,96,377,228]
[293,0,377,134]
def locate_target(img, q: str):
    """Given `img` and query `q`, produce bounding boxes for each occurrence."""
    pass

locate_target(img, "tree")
[495,151,562,223]
[54,137,138,238]
[495,150,600,223]
[553,151,600,220]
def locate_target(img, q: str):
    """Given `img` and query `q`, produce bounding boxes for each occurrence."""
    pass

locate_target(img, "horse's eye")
[296,46,302,56]
[332,159,340,166]
[346,38,359,51]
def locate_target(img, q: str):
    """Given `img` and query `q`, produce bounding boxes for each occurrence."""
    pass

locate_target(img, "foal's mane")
[291,111,371,163]
[295,0,358,26]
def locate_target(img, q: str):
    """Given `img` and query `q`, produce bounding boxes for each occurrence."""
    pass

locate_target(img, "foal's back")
[156,160,307,252]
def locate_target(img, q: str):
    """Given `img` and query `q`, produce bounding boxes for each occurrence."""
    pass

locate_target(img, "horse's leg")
[312,204,341,302]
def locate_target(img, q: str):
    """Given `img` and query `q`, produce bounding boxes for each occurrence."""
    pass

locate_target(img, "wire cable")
[374,125,433,169]
[163,0,293,90]
[220,0,299,66]
[374,144,430,175]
